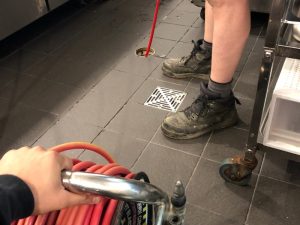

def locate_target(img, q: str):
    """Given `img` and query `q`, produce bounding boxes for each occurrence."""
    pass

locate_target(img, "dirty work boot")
[162,40,211,80]
[161,82,240,139]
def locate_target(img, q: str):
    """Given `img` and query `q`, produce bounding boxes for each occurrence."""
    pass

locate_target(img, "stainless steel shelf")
[283,0,300,24]
[276,23,300,58]
[258,57,285,144]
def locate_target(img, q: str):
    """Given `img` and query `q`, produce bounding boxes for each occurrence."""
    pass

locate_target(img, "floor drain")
[144,86,187,112]
[136,47,155,57]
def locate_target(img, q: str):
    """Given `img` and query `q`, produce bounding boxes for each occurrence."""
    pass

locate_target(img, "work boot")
[161,82,240,139]
[162,40,211,79]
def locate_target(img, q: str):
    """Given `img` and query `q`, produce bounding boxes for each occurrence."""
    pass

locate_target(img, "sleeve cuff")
[0,175,35,221]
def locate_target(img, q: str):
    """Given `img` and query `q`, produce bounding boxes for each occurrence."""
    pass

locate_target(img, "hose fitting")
[167,181,186,225]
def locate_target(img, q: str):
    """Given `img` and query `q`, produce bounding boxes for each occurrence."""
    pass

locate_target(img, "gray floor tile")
[176,0,201,13]
[236,50,250,73]
[234,73,259,100]
[234,96,254,130]
[100,31,145,53]
[154,23,189,41]
[79,129,148,168]
[261,149,300,185]
[246,176,300,225]
[0,49,47,72]
[180,27,204,43]
[152,128,210,156]
[0,68,22,89]
[235,35,261,74]
[253,37,265,54]
[23,11,93,54]
[132,143,198,195]
[232,71,241,86]
[66,70,145,127]
[240,51,263,77]
[149,63,191,86]
[186,158,257,223]
[106,102,168,141]
[138,37,177,57]
[0,99,57,146]
[167,41,194,58]
[244,35,259,54]
[185,203,241,225]
[25,51,112,89]
[34,113,102,149]
[203,127,248,162]
[0,137,32,158]
[0,75,85,115]
[52,7,146,56]
[117,19,153,36]
[161,9,199,26]
[115,52,163,77]
[192,17,204,28]
[203,127,263,174]
[130,78,186,105]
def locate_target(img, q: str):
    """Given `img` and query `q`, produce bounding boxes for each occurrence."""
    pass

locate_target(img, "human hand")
[0,146,100,214]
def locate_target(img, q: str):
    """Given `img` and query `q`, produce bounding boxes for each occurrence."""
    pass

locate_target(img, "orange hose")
[49,142,115,164]
[12,142,136,225]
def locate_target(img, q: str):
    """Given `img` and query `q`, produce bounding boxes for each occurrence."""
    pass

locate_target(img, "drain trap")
[136,47,155,57]
[144,86,187,112]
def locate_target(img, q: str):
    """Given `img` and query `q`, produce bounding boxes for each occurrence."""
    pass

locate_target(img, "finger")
[55,153,73,170]
[60,191,101,208]
[32,146,46,152]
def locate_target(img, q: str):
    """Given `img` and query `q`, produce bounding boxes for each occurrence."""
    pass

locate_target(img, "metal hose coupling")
[166,180,186,225]
[61,170,170,225]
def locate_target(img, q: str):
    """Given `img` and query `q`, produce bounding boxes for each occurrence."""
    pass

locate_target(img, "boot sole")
[162,66,209,80]
[161,112,239,140]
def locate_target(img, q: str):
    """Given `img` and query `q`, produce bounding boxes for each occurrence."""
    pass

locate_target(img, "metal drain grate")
[144,86,187,112]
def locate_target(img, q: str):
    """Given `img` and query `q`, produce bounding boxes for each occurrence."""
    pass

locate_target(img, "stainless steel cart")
[219,0,300,186]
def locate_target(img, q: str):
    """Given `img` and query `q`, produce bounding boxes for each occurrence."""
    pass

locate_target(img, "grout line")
[259,174,300,188]
[187,202,222,216]
[233,126,249,132]
[130,123,162,170]
[149,141,201,158]
[185,132,213,189]
[244,151,266,225]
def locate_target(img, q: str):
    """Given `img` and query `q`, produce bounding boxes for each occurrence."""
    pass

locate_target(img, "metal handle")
[61,170,169,225]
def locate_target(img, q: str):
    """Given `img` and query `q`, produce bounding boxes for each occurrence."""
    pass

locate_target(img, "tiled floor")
[1,0,300,224]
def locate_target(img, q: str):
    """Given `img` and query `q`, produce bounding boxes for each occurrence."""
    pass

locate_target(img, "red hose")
[145,0,160,57]
[12,142,136,225]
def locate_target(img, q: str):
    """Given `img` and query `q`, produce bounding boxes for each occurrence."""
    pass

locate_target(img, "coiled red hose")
[12,142,136,225]
[145,0,160,57]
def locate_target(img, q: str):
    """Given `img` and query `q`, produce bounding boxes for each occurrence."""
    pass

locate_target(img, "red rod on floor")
[145,0,161,57]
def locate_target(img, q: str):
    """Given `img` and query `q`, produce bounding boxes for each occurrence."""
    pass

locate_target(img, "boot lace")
[180,40,202,65]
[184,94,241,120]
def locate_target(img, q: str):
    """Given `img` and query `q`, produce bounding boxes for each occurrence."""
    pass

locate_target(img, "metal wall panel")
[0,0,48,40]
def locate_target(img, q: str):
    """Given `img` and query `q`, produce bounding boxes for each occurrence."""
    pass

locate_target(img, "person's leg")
[161,3,213,79]
[204,0,213,44]
[161,0,250,139]
[209,0,250,83]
